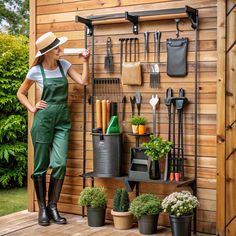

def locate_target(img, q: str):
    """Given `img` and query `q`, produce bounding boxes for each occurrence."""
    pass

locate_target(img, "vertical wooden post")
[28,0,36,212]
[216,0,226,235]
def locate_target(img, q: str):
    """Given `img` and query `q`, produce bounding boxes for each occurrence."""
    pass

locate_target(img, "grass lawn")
[0,187,27,217]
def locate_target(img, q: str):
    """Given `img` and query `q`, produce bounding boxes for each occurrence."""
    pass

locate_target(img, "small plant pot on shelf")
[149,160,161,180]
[111,210,133,230]
[132,125,139,134]
[138,124,145,134]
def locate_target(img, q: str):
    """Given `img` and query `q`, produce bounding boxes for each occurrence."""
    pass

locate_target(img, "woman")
[17,32,90,226]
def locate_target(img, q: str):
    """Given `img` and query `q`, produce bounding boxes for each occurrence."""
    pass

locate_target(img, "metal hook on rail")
[175,18,183,38]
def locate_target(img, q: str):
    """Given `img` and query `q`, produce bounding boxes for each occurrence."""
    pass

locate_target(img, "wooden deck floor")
[0,211,212,236]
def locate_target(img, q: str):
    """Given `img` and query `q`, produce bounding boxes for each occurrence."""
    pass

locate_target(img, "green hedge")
[0,33,28,188]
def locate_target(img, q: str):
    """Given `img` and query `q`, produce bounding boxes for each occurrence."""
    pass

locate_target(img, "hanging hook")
[175,19,183,38]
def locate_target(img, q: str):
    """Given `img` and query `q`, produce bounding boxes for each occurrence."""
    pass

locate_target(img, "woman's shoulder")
[59,59,71,66]
[27,65,41,80]
[59,59,71,72]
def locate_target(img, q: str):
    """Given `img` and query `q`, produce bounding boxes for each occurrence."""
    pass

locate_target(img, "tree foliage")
[0,33,28,188]
[0,0,29,36]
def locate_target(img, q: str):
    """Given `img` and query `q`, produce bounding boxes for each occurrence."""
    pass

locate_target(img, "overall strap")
[57,61,66,77]
[39,64,46,80]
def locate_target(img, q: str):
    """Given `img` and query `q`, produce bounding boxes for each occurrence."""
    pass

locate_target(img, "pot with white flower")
[141,135,172,179]
[162,191,199,236]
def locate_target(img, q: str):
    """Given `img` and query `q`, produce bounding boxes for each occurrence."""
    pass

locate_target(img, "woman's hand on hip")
[32,100,47,113]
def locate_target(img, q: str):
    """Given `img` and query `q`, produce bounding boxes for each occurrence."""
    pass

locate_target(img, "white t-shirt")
[26,59,71,90]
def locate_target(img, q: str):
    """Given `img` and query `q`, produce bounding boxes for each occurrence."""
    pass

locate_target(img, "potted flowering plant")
[162,191,199,236]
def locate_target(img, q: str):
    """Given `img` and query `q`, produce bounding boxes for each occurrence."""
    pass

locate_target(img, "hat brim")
[35,36,68,58]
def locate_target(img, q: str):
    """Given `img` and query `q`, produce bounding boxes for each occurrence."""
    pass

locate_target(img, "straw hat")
[35,32,68,58]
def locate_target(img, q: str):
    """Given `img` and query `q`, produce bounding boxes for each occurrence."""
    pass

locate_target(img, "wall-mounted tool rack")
[76,5,199,233]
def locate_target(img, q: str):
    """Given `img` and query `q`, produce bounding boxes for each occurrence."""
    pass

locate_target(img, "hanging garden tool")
[119,38,125,73]
[135,92,142,116]
[122,96,127,121]
[150,31,161,88]
[175,88,188,181]
[130,96,136,117]
[104,37,114,73]
[167,19,188,77]
[149,95,159,136]
[121,37,141,85]
[164,88,173,181]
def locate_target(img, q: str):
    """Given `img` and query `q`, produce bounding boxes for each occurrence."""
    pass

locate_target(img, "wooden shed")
[28,1,235,235]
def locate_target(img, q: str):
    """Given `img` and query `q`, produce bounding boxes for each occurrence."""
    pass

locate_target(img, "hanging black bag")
[167,38,188,77]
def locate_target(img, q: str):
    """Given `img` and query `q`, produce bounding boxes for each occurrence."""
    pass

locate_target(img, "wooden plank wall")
[32,0,218,234]
[225,1,236,235]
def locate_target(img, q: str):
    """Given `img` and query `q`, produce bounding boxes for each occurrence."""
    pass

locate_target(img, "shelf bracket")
[123,178,137,192]
[185,6,199,29]
[75,16,93,36]
[125,12,139,34]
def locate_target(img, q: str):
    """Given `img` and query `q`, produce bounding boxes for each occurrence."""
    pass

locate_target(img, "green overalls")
[31,61,71,179]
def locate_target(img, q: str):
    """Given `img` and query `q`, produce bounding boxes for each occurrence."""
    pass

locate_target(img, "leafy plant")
[0,33,28,188]
[113,188,130,212]
[79,187,107,208]
[162,191,199,217]
[141,135,173,161]
[130,115,146,125]
[0,0,29,36]
[129,193,162,218]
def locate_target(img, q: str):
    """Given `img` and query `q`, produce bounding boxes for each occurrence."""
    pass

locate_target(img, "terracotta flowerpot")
[138,125,145,134]
[111,210,133,229]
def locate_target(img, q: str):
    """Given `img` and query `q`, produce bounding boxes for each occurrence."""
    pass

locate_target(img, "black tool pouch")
[167,38,188,77]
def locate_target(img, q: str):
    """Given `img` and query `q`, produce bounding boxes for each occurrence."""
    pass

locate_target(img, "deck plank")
[0,211,213,236]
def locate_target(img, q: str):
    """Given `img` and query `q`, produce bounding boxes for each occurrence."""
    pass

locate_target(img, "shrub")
[79,187,107,208]
[113,188,130,212]
[0,33,28,188]
[129,193,162,218]
[162,191,199,217]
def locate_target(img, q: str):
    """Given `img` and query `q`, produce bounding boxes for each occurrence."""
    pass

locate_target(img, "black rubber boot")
[47,177,67,224]
[31,174,50,226]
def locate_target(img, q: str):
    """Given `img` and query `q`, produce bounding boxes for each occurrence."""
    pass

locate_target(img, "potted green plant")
[130,115,146,134]
[141,135,172,179]
[129,193,162,235]
[162,191,199,236]
[79,187,107,227]
[111,188,133,229]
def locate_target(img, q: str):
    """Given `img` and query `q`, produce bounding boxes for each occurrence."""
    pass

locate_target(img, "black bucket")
[92,133,122,177]
[87,207,106,227]
[138,214,159,235]
[169,215,192,236]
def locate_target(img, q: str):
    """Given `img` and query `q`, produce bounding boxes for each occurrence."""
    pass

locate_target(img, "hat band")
[39,38,60,54]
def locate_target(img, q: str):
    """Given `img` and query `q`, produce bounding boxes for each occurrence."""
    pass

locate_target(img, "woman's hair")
[30,55,45,68]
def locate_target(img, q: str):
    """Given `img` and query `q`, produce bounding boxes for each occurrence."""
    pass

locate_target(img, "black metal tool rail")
[76,5,198,35]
